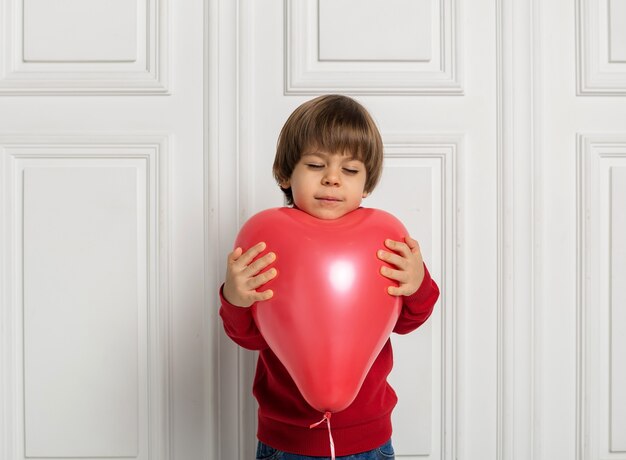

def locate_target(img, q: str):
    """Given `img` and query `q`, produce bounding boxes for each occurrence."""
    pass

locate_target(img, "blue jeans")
[255,439,395,459]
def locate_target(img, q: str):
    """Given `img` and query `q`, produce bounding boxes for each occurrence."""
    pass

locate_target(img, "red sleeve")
[393,263,440,335]
[219,285,269,351]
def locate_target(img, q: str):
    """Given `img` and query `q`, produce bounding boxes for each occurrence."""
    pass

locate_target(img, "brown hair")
[273,95,384,205]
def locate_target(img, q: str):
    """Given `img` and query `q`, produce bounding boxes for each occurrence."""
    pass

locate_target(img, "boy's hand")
[223,242,277,307]
[377,236,425,297]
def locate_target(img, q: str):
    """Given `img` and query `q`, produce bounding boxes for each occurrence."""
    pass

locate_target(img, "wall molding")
[576,134,626,460]
[204,0,220,457]
[576,0,626,96]
[384,134,461,459]
[497,0,542,459]
[0,134,172,459]
[284,0,463,95]
[0,0,169,95]
[206,0,257,457]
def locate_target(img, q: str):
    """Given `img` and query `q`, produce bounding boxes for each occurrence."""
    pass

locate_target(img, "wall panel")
[577,135,626,460]
[609,0,626,62]
[24,165,140,457]
[285,0,462,94]
[318,0,431,62]
[24,0,138,62]
[0,0,168,94]
[0,136,171,460]
[577,0,626,95]
[365,135,460,459]
[610,166,626,453]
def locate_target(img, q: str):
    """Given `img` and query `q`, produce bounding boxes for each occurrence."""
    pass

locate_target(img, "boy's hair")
[273,94,384,206]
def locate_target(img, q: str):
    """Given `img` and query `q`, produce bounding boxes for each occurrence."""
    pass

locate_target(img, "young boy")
[219,95,440,459]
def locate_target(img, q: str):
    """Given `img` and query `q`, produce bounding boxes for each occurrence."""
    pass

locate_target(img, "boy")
[220,95,440,459]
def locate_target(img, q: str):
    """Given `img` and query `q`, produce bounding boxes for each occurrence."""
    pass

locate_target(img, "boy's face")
[281,149,368,220]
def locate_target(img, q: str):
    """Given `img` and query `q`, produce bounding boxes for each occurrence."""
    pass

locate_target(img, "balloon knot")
[309,412,335,459]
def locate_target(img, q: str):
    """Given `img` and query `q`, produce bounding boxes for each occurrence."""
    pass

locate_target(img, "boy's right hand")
[223,242,277,307]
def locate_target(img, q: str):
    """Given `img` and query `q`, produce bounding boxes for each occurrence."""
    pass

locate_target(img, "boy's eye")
[306,163,324,169]
[343,168,359,175]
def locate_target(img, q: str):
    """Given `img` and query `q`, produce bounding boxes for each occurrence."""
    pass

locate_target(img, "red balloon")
[235,207,408,413]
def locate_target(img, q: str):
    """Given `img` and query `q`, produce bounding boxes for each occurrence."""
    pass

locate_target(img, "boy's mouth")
[315,196,342,202]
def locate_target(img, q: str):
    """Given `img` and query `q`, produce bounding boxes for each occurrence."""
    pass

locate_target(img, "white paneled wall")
[318,0,432,61]
[24,165,141,457]
[1,138,171,460]
[366,137,459,458]
[1,0,626,459]
[611,167,626,454]
[608,0,626,62]
[0,0,203,459]
[285,0,461,94]
[0,0,167,93]
[578,0,626,94]
[23,0,138,62]
[578,136,626,460]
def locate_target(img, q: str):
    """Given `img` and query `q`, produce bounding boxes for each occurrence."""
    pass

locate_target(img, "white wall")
[0,0,207,459]
[1,0,625,460]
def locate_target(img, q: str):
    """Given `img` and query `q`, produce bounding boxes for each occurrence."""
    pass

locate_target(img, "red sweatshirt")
[219,263,439,457]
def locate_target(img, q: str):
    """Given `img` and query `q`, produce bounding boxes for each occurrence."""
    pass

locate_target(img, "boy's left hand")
[377,236,425,296]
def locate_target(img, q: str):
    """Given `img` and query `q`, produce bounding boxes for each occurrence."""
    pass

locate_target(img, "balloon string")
[309,411,335,460]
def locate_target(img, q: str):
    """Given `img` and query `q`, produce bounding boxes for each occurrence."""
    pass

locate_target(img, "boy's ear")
[279,179,291,189]
[362,191,369,198]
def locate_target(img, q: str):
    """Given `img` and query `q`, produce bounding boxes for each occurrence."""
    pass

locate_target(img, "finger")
[377,249,408,270]
[244,251,276,276]
[380,266,409,283]
[387,285,403,296]
[237,241,267,267]
[248,268,278,290]
[252,289,273,302]
[228,247,244,263]
[388,284,415,296]
[385,239,411,257]
[405,236,419,251]
[405,237,423,259]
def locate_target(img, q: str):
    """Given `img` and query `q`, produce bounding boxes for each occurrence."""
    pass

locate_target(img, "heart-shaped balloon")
[235,207,407,413]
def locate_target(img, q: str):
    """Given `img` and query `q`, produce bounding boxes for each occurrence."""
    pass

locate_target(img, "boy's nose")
[322,173,340,186]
